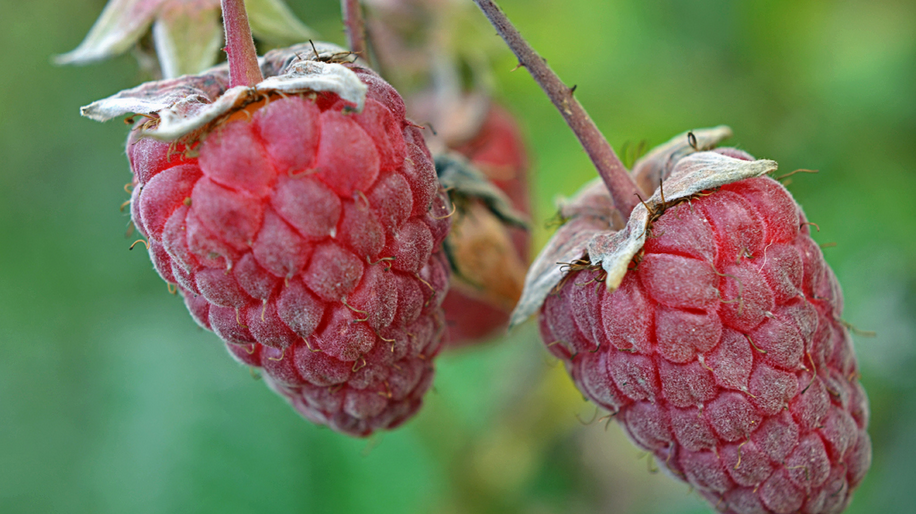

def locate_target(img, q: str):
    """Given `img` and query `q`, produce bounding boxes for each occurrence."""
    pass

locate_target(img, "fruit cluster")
[69,0,871,511]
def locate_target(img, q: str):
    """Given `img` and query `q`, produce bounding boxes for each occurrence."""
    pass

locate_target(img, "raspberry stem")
[341,0,368,57]
[471,0,641,215]
[221,0,264,88]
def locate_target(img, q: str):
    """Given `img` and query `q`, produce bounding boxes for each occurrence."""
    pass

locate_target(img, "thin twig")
[472,0,640,215]
[221,0,264,88]
[341,0,368,57]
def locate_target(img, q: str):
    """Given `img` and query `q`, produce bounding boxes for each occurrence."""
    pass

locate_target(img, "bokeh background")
[2,0,915,512]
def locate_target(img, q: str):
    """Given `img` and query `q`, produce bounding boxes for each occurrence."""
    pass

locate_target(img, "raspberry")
[531,143,870,513]
[89,43,452,436]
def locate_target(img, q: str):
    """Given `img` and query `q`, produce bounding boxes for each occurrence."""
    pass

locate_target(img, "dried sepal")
[445,202,527,311]
[436,153,528,312]
[509,179,624,328]
[509,139,777,328]
[435,153,527,230]
[631,125,733,196]
[80,43,367,141]
[593,151,777,291]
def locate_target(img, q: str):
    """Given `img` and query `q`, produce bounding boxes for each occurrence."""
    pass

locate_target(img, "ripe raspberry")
[89,44,452,436]
[517,133,870,513]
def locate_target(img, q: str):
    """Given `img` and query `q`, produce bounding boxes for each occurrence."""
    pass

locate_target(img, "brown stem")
[341,0,367,57]
[221,0,263,88]
[471,0,640,215]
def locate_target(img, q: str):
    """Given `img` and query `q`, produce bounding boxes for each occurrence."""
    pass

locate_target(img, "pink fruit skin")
[445,104,531,346]
[540,176,870,513]
[129,65,451,436]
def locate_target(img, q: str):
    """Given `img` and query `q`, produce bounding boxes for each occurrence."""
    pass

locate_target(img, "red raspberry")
[124,58,451,436]
[533,147,869,513]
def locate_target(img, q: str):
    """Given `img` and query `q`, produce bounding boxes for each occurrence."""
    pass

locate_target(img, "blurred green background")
[2,0,915,512]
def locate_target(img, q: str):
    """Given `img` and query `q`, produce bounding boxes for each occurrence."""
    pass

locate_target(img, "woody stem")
[471,0,640,215]
[221,0,264,88]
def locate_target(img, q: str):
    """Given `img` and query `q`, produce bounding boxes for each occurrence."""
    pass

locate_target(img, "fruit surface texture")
[540,174,870,513]
[127,63,451,437]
